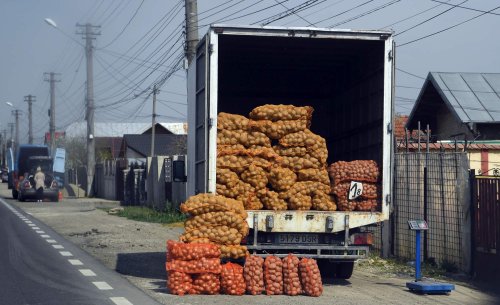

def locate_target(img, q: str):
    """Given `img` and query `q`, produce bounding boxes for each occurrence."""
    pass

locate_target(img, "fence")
[388,152,471,272]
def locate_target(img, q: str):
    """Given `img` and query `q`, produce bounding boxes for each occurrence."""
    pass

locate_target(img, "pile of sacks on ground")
[216,104,336,211]
[166,242,323,297]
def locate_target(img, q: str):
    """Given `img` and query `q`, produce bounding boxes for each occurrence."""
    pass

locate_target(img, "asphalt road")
[0,197,160,305]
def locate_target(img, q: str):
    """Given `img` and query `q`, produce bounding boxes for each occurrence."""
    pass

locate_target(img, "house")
[120,134,187,164]
[404,72,500,175]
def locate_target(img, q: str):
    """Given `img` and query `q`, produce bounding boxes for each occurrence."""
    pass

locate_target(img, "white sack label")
[348,181,363,200]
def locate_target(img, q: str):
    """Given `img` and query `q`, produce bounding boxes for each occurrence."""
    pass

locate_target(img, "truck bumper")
[246,244,369,259]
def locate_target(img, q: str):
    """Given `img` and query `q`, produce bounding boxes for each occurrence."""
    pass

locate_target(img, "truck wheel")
[317,260,336,279]
[12,189,18,199]
[18,192,24,202]
[335,262,354,279]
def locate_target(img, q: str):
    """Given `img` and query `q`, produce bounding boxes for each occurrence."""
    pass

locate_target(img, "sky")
[0,0,499,145]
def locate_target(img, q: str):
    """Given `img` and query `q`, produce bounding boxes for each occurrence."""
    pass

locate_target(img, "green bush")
[113,206,186,224]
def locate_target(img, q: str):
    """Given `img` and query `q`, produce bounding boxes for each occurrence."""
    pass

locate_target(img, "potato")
[244,255,265,295]
[217,112,249,130]
[282,254,302,296]
[257,188,288,211]
[268,167,297,192]
[264,256,283,295]
[249,104,313,123]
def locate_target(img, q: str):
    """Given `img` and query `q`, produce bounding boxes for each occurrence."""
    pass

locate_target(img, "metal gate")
[471,173,500,280]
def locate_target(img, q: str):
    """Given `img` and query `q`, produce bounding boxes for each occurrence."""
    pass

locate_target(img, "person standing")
[34,166,45,202]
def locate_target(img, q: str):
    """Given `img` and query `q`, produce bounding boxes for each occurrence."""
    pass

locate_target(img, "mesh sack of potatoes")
[282,254,302,296]
[217,129,271,148]
[189,273,220,295]
[256,188,287,210]
[311,191,337,211]
[288,193,313,210]
[245,147,283,164]
[236,193,263,210]
[284,181,331,199]
[166,257,222,274]
[184,211,249,236]
[216,154,253,174]
[167,271,192,296]
[220,245,249,259]
[244,255,265,295]
[180,225,243,245]
[216,183,241,199]
[332,182,379,199]
[216,168,240,188]
[299,258,323,297]
[308,146,328,165]
[240,164,268,190]
[328,160,380,185]
[279,129,326,150]
[331,183,356,211]
[281,155,322,171]
[264,255,284,295]
[220,262,246,295]
[268,167,297,192]
[273,145,308,158]
[217,112,249,130]
[249,104,313,123]
[217,144,246,152]
[167,240,221,261]
[180,194,247,219]
[248,119,309,140]
[355,198,378,211]
[297,168,330,185]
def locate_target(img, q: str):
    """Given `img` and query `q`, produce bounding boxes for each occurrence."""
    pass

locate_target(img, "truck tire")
[335,262,354,279]
[12,189,18,199]
[317,260,336,279]
[18,192,25,202]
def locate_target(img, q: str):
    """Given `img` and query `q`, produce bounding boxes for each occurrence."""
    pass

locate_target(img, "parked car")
[12,144,50,199]
[17,156,59,202]
[1,167,8,183]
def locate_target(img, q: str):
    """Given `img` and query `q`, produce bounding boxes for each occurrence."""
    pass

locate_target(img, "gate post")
[469,169,476,277]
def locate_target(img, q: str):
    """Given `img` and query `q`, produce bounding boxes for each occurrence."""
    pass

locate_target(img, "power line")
[379,0,452,29]
[431,0,500,16]
[256,0,323,26]
[315,0,375,25]
[99,0,145,49]
[394,0,468,37]
[398,4,500,47]
[396,68,426,80]
[329,0,401,28]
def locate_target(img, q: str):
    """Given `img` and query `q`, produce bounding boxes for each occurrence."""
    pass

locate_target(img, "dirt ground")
[3,187,499,305]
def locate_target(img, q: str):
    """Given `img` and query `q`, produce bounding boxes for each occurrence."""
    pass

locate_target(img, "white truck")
[183,25,394,279]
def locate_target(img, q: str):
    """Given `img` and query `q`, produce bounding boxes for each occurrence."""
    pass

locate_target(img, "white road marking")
[41,235,50,238]
[36,230,45,234]
[110,297,133,305]
[68,259,83,265]
[52,245,64,249]
[92,282,113,290]
[31,227,40,230]
[79,269,96,276]
[46,239,57,243]
[25,221,32,224]
[28,224,35,226]
[59,251,73,257]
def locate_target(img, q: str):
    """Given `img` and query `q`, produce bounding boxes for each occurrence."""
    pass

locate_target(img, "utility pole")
[185,0,199,66]
[151,85,158,157]
[8,123,14,149]
[77,23,100,196]
[1,129,6,166]
[44,73,60,154]
[11,110,21,155]
[24,95,36,144]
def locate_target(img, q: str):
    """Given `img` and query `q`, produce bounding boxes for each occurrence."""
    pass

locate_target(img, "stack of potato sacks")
[217,105,336,211]
[328,160,380,211]
[244,254,323,297]
[179,193,250,259]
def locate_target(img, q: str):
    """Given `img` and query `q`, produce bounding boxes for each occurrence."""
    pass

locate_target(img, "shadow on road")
[115,252,166,280]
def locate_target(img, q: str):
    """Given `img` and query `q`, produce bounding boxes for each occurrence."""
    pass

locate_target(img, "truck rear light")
[351,233,373,245]
[266,215,274,230]
[51,180,58,188]
[326,216,334,231]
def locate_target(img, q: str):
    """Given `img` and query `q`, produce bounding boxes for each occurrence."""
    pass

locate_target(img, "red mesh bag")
[244,255,265,295]
[299,258,323,297]
[328,160,379,185]
[220,262,246,295]
[166,257,221,274]
[264,256,283,295]
[166,240,220,262]
[282,254,302,296]
[189,273,220,295]
[167,271,192,296]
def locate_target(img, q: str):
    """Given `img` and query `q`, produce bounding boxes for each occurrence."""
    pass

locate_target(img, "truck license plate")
[278,234,318,244]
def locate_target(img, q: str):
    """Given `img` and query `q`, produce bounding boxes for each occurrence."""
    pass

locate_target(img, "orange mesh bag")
[184,211,249,236]
[166,240,221,261]
[299,258,323,297]
[288,193,312,210]
[167,271,192,296]
[248,119,309,139]
[216,168,240,188]
[216,154,253,174]
[268,167,297,192]
[284,181,331,199]
[220,245,249,259]
[355,198,378,211]
[166,257,221,274]
[273,145,308,158]
[180,193,247,219]
[244,255,265,295]
[216,183,240,199]
[220,262,246,295]
[282,254,302,296]
[236,192,263,210]
[279,129,326,151]
[281,155,322,171]
[311,191,337,211]
[189,273,220,295]
[249,104,313,123]
[217,112,249,130]
[332,182,378,211]
[297,168,330,185]
[240,164,268,190]
[257,188,287,211]
[328,160,379,185]
[180,226,243,245]
[264,256,284,295]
